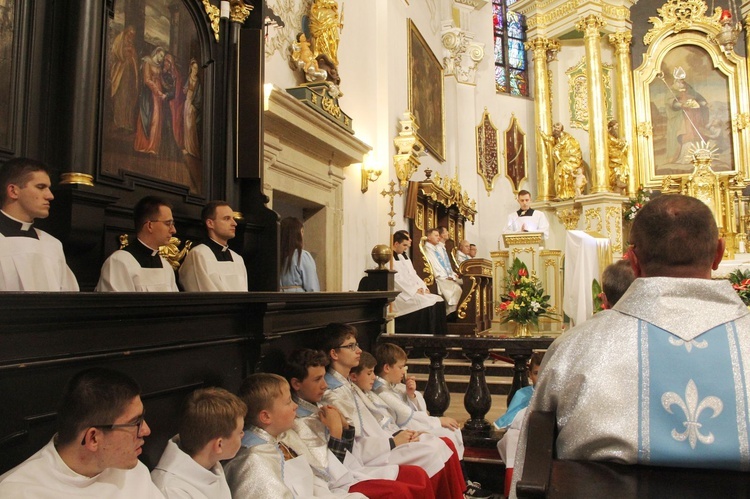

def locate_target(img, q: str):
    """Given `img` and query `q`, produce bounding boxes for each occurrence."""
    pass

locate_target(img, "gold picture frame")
[633,0,750,187]
[476,108,500,194]
[407,19,445,162]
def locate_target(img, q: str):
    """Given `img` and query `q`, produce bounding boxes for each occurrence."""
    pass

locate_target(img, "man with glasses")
[96,195,179,292]
[0,368,163,497]
[178,201,247,292]
[0,157,79,291]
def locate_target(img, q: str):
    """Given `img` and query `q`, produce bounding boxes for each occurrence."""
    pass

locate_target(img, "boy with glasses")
[319,323,466,498]
[96,195,179,292]
[0,368,163,498]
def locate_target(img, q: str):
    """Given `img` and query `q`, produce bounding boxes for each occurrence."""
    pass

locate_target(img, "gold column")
[609,30,637,197]
[526,37,559,201]
[576,15,608,194]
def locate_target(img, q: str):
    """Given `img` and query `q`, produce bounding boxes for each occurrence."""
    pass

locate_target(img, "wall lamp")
[361,152,382,193]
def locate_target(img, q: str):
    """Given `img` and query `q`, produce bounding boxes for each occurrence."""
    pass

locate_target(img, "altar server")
[423,227,462,315]
[151,387,246,499]
[504,190,549,240]
[392,230,447,334]
[0,157,78,291]
[96,196,179,292]
[0,368,163,498]
[179,201,247,291]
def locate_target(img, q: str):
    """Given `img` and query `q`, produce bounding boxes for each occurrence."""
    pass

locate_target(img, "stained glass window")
[493,0,528,97]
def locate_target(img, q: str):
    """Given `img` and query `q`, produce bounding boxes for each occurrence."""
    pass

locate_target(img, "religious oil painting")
[503,113,527,193]
[102,0,205,194]
[407,19,445,162]
[649,44,733,176]
[0,0,17,152]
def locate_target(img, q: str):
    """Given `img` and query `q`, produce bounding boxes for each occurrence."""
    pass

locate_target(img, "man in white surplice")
[503,189,549,240]
[96,196,179,292]
[0,157,78,291]
[179,201,247,292]
[423,227,462,315]
[392,230,447,334]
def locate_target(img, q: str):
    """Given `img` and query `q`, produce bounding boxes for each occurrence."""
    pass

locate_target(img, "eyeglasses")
[334,342,360,351]
[80,414,146,445]
[150,219,175,228]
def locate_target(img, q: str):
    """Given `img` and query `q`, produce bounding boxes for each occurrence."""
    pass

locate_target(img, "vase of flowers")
[728,268,750,306]
[623,186,652,222]
[496,258,554,336]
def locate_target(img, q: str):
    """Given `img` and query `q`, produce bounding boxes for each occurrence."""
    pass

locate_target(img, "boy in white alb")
[151,387,246,499]
[224,373,366,499]
[372,343,464,457]
[285,348,435,498]
[319,323,467,498]
[0,368,162,498]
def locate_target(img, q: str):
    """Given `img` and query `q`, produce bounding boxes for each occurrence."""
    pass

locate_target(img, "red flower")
[509,291,518,299]
[500,302,508,311]
[741,278,750,287]
[518,268,527,277]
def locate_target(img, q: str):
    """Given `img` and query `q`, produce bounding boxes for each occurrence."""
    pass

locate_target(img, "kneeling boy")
[286,348,435,498]
[151,387,246,499]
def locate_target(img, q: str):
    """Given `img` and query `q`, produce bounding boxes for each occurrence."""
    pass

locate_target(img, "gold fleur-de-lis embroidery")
[662,379,723,449]
[668,336,708,352]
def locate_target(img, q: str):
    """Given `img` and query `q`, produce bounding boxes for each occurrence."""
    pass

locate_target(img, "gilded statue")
[291,33,327,82]
[539,122,582,200]
[309,0,342,67]
[607,119,629,195]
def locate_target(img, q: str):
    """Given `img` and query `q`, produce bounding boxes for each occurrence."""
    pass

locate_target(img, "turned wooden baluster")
[463,347,492,434]
[507,349,532,406]
[422,347,451,416]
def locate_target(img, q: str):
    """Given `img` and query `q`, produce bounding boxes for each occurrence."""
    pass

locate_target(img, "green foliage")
[592,278,605,313]
[623,186,652,222]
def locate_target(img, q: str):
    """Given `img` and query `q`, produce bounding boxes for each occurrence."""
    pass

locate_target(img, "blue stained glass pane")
[494,38,504,64]
[507,11,524,39]
[508,38,526,69]
[506,0,519,6]
[493,4,504,28]
[509,69,528,96]
[495,66,507,93]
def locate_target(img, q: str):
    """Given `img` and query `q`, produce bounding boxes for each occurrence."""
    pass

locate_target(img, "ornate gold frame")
[633,0,750,188]
[407,19,446,162]
[503,113,528,194]
[566,57,614,132]
[476,108,501,194]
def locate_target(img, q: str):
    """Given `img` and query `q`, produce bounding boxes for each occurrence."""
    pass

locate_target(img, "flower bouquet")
[728,268,750,306]
[623,185,652,222]
[496,258,555,335]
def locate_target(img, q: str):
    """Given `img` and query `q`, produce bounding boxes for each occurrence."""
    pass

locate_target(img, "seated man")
[0,157,78,291]
[512,195,750,496]
[504,189,549,240]
[0,368,163,498]
[178,201,247,291]
[468,244,477,259]
[392,230,447,335]
[423,227,462,315]
[151,387,247,499]
[455,240,471,265]
[96,196,179,292]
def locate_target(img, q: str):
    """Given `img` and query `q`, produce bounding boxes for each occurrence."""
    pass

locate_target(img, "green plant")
[496,258,554,326]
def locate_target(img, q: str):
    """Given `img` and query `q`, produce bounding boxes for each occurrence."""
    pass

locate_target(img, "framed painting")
[0,0,19,152]
[503,113,527,193]
[407,19,445,162]
[476,108,500,194]
[101,0,207,195]
[633,0,750,187]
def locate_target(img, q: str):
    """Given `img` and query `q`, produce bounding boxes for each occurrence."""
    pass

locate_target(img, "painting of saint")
[649,45,733,175]
[102,0,204,194]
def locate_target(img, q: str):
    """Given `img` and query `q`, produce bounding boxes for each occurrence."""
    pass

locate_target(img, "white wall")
[263,0,538,289]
